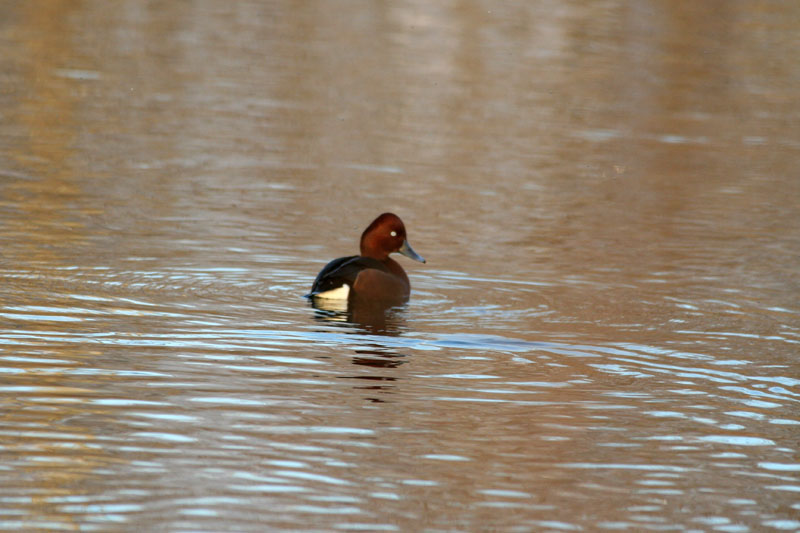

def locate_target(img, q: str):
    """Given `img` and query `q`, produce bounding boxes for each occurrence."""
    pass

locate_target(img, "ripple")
[696,436,776,446]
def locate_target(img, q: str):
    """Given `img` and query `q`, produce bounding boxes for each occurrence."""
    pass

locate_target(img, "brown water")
[1,1,799,531]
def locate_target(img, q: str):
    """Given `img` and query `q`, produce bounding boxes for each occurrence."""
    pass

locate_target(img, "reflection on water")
[311,299,410,403]
[1,0,799,531]
[311,298,409,336]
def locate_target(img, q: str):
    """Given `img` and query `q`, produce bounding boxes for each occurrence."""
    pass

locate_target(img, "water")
[1,1,799,531]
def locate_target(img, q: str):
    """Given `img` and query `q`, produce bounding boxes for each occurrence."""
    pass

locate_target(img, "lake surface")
[1,1,799,531]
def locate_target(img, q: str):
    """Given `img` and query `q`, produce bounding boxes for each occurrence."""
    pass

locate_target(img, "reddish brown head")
[359,213,425,263]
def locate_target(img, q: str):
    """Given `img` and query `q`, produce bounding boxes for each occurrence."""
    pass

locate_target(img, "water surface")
[1,1,798,531]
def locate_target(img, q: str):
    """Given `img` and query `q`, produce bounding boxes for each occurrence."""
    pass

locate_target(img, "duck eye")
[390,231,397,237]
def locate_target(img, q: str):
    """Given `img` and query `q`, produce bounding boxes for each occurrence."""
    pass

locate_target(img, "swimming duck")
[308,213,425,304]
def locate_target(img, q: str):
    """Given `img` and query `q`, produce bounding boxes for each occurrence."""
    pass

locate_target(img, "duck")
[308,213,425,305]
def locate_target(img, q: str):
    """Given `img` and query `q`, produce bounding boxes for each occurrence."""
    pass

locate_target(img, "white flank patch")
[313,284,350,300]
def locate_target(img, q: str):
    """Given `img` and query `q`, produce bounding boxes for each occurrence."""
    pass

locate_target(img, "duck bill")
[398,240,426,263]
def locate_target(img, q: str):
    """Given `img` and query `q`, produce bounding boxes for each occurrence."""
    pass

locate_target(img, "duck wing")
[308,256,390,296]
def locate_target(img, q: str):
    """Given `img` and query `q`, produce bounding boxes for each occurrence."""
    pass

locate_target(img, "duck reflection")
[310,297,409,402]
[310,295,408,337]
